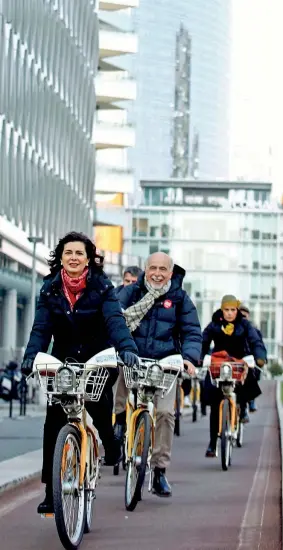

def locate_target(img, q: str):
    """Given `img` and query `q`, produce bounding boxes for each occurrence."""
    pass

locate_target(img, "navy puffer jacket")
[23,268,138,364]
[118,265,202,365]
[201,309,266,361]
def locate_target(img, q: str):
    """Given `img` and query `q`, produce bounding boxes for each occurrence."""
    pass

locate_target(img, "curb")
[275,380,283,550]
[0,470,41,495]
[0,449,42,495]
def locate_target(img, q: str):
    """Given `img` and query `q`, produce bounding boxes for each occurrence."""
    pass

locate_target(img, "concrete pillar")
[2,289,17,356]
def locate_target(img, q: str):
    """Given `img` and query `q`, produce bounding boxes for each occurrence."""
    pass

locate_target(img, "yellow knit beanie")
[221,294,241,310]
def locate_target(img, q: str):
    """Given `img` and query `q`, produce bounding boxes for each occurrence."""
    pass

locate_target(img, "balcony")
[95,165,134,193]
[95,121,135,149]
[99,0,139,9]
[99,29,138,57]
[96,71,137,103]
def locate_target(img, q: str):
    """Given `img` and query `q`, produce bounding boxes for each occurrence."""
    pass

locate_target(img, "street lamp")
[28,236,43,328]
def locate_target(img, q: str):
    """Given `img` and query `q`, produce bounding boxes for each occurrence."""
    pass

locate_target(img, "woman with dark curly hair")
[21,231,139,514]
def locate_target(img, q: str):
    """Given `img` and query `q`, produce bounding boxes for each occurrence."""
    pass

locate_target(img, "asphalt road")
[0,381,281,550]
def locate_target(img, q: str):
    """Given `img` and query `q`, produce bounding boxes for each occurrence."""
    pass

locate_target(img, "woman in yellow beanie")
[201,295,266,458]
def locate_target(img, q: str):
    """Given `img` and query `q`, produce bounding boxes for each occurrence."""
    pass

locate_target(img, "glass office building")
[125,180,283,358]
[130,0,232,181]
[0,0,99,362]
[0,0,98,248]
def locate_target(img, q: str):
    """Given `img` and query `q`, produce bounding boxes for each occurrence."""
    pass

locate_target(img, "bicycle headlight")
[147,364,163,385]
[56,367,74,392]
[220,363,232,381]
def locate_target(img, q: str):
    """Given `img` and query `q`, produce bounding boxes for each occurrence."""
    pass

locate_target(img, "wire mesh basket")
[123,361,178,395]
[33,363,109,402]
[209,362,247,382]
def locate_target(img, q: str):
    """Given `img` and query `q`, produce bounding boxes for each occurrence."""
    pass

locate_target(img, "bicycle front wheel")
[125,411,152,512]
[236,415,244,448]
[221,399,232,471]
[53,424,85,550]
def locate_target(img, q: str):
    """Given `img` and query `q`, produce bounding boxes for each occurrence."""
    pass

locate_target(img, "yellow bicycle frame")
[69,410,98,488]
[127,404,155,460]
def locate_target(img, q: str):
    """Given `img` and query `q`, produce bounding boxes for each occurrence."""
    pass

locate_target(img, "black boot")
[114,411,126,442]
[152,467,172,497]
[205,442,217,458]
[103,438,122,466]
[37,485,54,514]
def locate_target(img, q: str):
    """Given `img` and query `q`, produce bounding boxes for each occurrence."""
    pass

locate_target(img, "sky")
[230,0,283,198]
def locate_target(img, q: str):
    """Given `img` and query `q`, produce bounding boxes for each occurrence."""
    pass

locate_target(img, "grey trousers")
[114,368,176,469]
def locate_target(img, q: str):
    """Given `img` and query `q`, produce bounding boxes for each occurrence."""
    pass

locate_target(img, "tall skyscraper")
[171,25,191,179]
[130,0,232,181]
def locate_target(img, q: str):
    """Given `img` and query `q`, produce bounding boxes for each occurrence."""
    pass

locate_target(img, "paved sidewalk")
[0,415,44,462]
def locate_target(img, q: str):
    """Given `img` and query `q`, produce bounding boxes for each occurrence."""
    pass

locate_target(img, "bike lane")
[0,381,280,550]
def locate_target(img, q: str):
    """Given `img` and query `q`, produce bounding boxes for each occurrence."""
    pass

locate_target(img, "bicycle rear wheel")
[53,424,85,550]
[236,415,244,448]
[221,399,232,471]
[84,431,98,534]
[174,383,181,436]
[125,411,152,511]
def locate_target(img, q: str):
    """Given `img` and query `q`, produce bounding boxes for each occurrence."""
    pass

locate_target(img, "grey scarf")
[123,277,172,333]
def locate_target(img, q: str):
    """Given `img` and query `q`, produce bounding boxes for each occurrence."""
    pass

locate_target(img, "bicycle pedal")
[41,513,54,519]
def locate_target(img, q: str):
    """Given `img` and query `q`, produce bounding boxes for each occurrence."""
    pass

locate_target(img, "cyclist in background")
[201,295,266,457]
[239,303,267,412]
[115,266,143,299]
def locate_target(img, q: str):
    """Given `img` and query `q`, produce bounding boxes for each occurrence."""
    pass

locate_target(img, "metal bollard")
[9,371,15,418]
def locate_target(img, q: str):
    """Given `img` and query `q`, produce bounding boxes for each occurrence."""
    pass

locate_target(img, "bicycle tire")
[221,399,231,471]
[53,424,85,550]
[125,411,151,512]
[84,431,97,534]
[236,419,244,448]
[192,380,198,422]
[174,383,181,436]
[192,404,198,423]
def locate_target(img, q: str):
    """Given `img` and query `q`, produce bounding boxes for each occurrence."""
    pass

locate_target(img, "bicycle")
[207,354,254,471]
[190,367,206,423]
[122,354,183,511]
[27,347,117,550]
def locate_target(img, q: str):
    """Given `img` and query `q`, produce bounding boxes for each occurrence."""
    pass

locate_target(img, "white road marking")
[0,488,42,518]
[237,410,272,549]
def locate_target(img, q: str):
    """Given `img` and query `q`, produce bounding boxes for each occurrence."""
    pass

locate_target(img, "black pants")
[42,387,114,486]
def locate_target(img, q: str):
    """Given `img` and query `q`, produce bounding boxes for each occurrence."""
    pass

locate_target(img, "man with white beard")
[115,252,202,497]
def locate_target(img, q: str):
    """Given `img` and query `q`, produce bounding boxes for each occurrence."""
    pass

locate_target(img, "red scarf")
[61,268,88,310]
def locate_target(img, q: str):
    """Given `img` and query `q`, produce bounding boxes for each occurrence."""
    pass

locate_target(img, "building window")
[149,243,159,254]
[143,188,151,205]
[133,218,148,237]
[161,224,170,238]
[252,230,260,240]
[150,226,159,237]
[152,188,161,205]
